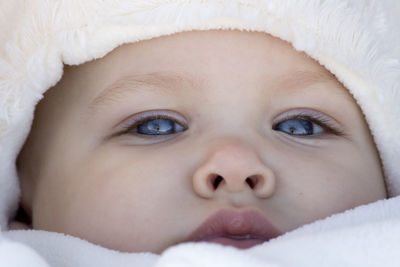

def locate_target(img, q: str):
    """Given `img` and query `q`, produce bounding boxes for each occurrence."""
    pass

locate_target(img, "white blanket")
[1,196,399,267]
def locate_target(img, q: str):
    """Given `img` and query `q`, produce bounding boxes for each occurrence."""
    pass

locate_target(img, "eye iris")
[275,118,314,136]
[137,118,180,135]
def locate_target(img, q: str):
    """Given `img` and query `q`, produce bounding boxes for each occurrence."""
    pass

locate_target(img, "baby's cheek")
[271,145,384,230]
[33,158,177,253]
[8,221,30,230]
[58,171,149,247]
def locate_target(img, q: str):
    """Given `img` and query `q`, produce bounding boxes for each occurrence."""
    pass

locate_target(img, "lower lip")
[202,236,266,249]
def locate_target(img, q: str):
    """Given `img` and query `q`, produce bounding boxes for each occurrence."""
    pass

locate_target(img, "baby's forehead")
[56,30,351,112]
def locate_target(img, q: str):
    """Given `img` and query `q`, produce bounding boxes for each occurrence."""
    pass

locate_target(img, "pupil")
[275,118,314,136]
[138,118,174,135]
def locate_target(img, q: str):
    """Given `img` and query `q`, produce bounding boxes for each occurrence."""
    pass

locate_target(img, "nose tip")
[192,142,276,199]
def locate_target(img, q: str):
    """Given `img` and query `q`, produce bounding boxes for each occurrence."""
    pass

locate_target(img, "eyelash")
[119,112,188,137]
[273,112,345,137]
[115,110,344,138]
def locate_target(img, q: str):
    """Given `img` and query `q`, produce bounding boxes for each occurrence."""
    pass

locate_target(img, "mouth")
[187,210,281,249]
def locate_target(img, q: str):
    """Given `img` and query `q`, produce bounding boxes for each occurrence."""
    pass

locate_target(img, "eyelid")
[273,109,346,136]
[113,109,188,137]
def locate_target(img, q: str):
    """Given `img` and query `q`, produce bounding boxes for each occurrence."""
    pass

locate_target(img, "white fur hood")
[1,1,400,266]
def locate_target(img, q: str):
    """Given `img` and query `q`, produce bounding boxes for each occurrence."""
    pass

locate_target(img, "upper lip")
[187,209,282,242]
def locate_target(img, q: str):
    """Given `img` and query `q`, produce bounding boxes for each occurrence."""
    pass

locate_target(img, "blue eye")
[136,118,186,135]
[273,118,324,136]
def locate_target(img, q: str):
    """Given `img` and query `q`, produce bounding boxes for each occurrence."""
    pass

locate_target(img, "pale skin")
[12,30,386,253]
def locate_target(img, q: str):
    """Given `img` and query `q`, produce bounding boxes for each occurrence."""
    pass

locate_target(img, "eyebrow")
[89,69,346,112]
[89,71,199,112]
[271,69,352,103]
[275,69,342,92]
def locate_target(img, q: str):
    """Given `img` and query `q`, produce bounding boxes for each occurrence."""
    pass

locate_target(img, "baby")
[9,30,387,253]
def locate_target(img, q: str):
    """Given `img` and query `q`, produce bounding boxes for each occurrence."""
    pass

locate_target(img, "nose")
[192,141,276,199]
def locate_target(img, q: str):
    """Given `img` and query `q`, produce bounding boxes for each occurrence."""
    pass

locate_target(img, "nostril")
[210,174,223,189]
[246,175,260,189]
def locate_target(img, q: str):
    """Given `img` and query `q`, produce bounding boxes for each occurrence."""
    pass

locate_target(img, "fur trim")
[0,0,399,229]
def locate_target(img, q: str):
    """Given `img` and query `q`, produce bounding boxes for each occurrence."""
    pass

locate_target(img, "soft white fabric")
[2,230,158,267]
[1,0,400,266]
[3,196,400,267]
[0,233,50,267]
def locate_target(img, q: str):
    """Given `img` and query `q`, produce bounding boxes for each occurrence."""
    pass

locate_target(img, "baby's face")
[17,30,386,253]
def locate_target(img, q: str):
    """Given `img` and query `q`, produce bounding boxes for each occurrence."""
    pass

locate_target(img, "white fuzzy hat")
[1,0,399,230]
